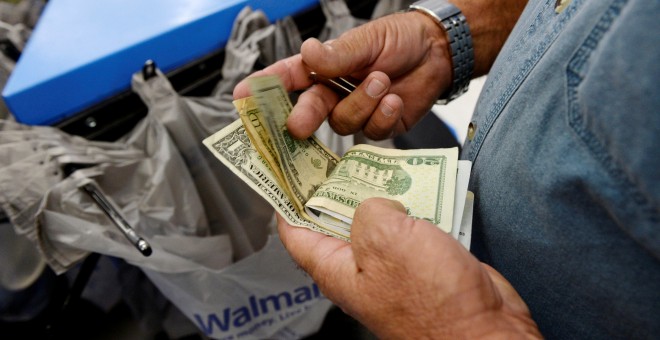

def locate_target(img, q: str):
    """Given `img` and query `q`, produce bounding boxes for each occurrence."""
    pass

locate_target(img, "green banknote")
[305,144,458,232]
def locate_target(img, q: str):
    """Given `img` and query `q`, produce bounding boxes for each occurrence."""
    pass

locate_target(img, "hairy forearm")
[453,0,529,76]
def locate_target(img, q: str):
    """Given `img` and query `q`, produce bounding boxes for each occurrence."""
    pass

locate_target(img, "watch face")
[411,0,461,21]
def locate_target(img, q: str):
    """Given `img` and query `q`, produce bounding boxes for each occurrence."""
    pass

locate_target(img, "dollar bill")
[202,119,348,240]
[247,76,340,213]
[235,96,283,183]
[203,75,461,240]
[235,95,295,203]
[305,144,458,232]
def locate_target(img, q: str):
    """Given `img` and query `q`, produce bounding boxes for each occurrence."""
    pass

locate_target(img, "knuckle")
[364,125,393,140]
[328,115,357,135]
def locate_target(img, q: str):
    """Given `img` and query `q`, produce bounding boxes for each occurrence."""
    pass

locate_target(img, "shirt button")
[467,122,476,140]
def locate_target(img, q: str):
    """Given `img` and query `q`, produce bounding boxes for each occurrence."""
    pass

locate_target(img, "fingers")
[328,72,404,139]
[287,70,405,140]
[301,33,404,140]
[330,72,386,134]
[365,93,406,140]
[234,13,448,141]
[234,32,374,100]
[301,37,376,78]
[287,84,339,139]
[233,54,312,99]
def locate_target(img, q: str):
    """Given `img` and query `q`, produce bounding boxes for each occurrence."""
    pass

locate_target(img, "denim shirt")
[462,0,659,338]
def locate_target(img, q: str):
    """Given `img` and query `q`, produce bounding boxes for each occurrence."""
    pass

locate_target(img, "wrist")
[409,0,474,103]
[450,0,528,76]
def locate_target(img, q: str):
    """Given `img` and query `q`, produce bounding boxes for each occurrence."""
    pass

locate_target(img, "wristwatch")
[409,0,474,104]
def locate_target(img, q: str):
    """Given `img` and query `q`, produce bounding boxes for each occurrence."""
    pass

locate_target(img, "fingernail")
[366,78,386,98]
[381,102,394,117]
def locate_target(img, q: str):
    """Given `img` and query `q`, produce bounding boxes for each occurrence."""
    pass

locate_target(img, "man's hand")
[234,11,452,140]
[233,0,528,141]
[278,198,542,339]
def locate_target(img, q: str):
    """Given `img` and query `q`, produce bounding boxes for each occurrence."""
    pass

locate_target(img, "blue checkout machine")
[1,0,366,139]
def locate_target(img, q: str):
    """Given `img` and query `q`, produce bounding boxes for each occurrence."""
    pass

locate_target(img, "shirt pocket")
[565,0,659,256]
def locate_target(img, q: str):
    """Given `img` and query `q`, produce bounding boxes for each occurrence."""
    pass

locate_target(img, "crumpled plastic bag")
[1,0,42,118]
[132,65,274,260]
[211,7,275,101]
[125,7,336,337]
[0,113,332,339]
[0,116,211,273]
[371,0,415,19]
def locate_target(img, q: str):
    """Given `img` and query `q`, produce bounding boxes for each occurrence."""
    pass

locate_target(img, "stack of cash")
[203,76,473,246]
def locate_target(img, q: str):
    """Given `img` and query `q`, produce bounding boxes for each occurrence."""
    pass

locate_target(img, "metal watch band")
[409,0,474,104]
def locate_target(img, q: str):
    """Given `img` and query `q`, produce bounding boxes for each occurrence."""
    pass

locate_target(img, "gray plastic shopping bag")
[1,0,43,118]
[0,116,211,273]
[0,114,332,339]
[371,0,415,19]
[317,0,367,41]
[211,7,274,102]
[142,235,332,340]
[132,67,274,260]
[0,0,45,27]
[131,57,332,340]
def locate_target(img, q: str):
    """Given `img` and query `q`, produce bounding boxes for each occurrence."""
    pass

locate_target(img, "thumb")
[301,32,380,77]
[350,198,474,284]
[349,198,416,268]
